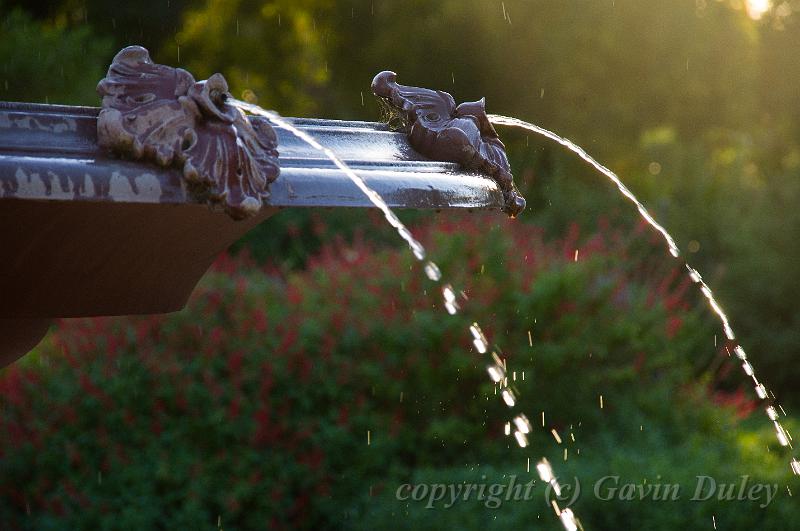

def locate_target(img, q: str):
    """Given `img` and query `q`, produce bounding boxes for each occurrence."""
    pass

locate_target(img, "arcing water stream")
[487,114,799,474]
[233,99,795,529]
[231,99,581,529]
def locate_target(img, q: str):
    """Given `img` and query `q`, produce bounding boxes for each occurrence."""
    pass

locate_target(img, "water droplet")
[469,323,488,353]
[559,508,578,531]
[536,459,554,483]
[424,261,441,281]
[487,365,505,383]
[775,422,789,446]
[513,414,531,434]
[724,326,736,341]
[442,284,459,314]
[536,457,561,496]
[755,383,768,399]
[501,388,516,407]
[735,345,747,360]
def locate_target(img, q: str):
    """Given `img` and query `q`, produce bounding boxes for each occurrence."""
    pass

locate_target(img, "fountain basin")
[0,100,506,364]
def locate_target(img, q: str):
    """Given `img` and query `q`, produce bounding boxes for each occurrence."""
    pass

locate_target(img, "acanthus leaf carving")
[96,46,279,220]
[371,71,525,217]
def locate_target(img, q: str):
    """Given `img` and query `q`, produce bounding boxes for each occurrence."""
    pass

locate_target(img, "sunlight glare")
[746,0,771,19]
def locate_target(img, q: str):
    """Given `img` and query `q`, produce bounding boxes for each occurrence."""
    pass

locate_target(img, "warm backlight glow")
[746,0,771,19]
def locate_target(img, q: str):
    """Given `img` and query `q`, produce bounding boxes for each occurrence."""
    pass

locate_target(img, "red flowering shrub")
[0,212,726,529]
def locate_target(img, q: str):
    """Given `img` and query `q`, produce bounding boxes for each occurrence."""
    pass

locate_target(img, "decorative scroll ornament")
[372,71,525,217]
[96,46,279,220]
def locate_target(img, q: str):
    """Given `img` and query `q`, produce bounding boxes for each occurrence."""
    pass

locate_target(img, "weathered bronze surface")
[97,46,280,220]
[0,103,506,210]
[372,71,526,217]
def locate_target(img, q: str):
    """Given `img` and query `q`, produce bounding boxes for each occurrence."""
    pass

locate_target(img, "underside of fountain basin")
[0,101,508,366]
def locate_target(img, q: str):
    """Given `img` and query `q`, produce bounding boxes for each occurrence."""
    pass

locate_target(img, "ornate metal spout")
[96,46,280,220]
[372,71,526,217]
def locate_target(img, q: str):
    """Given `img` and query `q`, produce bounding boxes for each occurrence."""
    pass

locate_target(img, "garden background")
[2,0,800,528]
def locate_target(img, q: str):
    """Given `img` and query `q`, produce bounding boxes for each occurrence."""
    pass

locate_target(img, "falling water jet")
[488,114,679,257]
[234,94,583,530]
[0,47,584,529]
[487,113,799,475]
[233,99,431,263]
[424,261,442,281]
[370,78,583,527]
[442,284,460,315]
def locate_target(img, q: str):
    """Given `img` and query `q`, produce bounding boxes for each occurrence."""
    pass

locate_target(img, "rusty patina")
[372,71,526,217]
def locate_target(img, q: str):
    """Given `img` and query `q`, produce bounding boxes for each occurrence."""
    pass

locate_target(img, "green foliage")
[337,0,759,150]
[1,214,790,529]
[166,0,341,116]
[357,425,799,531]
[0,6,111,105]
[712,167,800,395]
[231,208,426,270]
[136,0,800,402]
[4,0,800,398]
[3,1,800,527]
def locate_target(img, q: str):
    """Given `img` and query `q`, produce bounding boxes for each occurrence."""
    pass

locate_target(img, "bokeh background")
[2,0,800,528]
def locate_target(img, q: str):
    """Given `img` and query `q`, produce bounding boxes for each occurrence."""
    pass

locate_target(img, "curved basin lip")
[0,101,395,130]
[0,100,101,116]
[0,100,507,211]
[275,116,392,131]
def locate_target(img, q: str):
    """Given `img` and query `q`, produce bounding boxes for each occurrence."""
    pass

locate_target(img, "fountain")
[0,46,525,366]
[3,44,791,531]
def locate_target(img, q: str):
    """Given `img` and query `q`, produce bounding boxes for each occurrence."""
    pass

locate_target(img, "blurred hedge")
[3,0,800,402]
[1,213,793,529]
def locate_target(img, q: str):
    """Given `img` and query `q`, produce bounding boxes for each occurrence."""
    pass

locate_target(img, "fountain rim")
[0,100,508,212]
